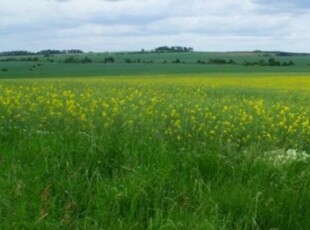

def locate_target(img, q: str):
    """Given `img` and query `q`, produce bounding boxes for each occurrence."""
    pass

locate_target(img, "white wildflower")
[264,148,309,167]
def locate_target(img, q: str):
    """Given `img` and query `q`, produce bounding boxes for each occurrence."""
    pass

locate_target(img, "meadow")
[1,75,310,229]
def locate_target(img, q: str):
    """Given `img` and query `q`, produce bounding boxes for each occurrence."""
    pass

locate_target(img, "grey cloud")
[0,0,309,52]
[254,0,310,9]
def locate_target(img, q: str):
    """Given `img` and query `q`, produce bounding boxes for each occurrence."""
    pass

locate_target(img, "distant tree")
[0,57,17,62]
[208,59,228,64]
[155,46,169,52]
[257,59,265,66]
[227,59,236,64]
[288,60,295,66]
[81,56,92,64]
[1,68,8,72]
[268,58,281,66]
[64,56,78,63]
[37,49,83,56]
[143,60,153,64]
[20,57,39,62]
[38,50,64,55]
[63,56,92,64]
[172,59,181,64]
[124,58,133,63]
[282,60,295,66]
[67,49,84,54]
[154,46,193,53]
[0,50,35,56]
[197,60,206,64]
[243,58,292,67]
[103,57,115,63]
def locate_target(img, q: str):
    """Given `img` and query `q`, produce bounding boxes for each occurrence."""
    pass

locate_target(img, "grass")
[1,51,310,78]
[0,75,310,229]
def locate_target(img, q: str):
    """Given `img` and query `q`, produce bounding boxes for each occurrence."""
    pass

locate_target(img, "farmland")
[1,51,310,78]
[1,72,310,229]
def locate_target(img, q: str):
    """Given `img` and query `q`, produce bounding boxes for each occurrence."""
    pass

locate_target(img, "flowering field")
[1,75,310,229]
[1,76,309,150]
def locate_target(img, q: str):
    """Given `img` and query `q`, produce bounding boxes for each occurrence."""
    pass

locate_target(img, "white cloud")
[0,0,309,52]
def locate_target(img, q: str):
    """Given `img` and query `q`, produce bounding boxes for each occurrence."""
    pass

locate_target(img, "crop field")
[1,75,310,229]
[1,51,310,78]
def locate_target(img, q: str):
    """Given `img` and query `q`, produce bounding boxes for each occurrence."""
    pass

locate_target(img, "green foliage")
[81,56,92,64]
[243,58,295,67]
[124,58,134,63]
[154,46,193,52]
[172,58,181,64]
[0,78,310,229]
[0,57,39,62]
[208,59,236,64]
[63,56,92,64]
[63,56,78,63]
[103,56,115,63]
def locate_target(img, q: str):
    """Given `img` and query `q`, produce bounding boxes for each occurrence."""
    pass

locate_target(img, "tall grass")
[0,76,310,229]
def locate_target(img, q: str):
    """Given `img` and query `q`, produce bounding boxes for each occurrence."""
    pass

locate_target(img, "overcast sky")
[1,0,310,52]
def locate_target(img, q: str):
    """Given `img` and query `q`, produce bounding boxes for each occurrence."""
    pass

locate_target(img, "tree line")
[0,49,83,56]
[0,57,39,62]
[243,58,295,67]
[154,46,194,53]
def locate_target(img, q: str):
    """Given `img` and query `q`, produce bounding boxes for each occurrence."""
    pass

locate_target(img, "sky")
[1,0,310,52]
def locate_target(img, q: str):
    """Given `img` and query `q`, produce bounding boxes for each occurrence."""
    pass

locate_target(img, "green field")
[1,51,310,78]
[1,52,310,229]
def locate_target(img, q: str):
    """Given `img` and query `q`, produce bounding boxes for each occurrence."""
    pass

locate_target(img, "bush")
[197,60,206,64]
[243,58,293,67]
[172,59,181,64]
[124,58,133,64]
[80,57,92,64]
[207,59,236,65]
[63,56,92,64]
[64,56,78,64]
[103,57,115,63]
[143,60,153,64]
[227,59,236,64]
[208,59,227,64]
[1,68,8,72]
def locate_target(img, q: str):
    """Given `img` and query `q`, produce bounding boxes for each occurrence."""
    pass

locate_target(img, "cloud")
[255,0,310,8]
[0,0,309,52]
[253,0,310,13]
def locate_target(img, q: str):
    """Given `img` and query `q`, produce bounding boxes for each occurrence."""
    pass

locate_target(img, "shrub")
[64,56,78,63]
[103,57,115,63]
[172,59,181,64]
[197,60,206,64]
[80,57,92,64]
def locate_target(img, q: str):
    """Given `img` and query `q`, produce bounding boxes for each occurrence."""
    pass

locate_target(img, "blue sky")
[1,0,309,52]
